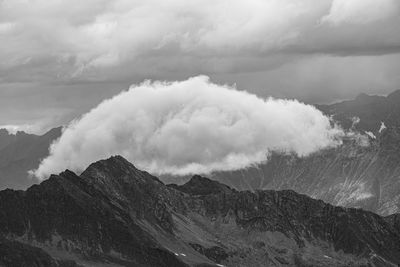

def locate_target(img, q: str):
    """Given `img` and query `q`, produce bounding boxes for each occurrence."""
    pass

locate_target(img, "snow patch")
[365,131,376,139]
[379,122,387,133]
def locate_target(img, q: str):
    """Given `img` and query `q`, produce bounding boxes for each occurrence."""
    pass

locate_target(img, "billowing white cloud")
[32,76,343,179]
[322,0,398,25]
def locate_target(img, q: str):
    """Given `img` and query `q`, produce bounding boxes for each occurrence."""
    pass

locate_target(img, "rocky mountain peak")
[81,155,137,184]
[77,156,170,223]
[80,155,164,189]
[82,155,136,176]
[169,174,234,196]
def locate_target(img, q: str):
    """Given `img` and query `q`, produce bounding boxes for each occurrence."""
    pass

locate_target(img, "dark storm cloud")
[0,0,400,132]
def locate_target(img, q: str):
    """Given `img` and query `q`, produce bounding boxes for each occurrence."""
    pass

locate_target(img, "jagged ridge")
[0,156,399,266]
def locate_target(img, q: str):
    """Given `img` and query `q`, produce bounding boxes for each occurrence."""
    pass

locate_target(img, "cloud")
[1,0,400,133]
[322,0,398,25]
[1,0,399,83]
[32,76,343,179]
[219,53,400,104]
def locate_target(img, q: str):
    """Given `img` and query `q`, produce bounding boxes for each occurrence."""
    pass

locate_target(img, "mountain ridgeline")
[0,156,400,266]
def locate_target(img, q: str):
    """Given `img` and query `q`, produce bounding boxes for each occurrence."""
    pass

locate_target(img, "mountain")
[207,127,400,216]
[180,91,400,216]
[1,156,400,266]
[317,89,400,132]
[0,127,62,190]
[0,129,15,150]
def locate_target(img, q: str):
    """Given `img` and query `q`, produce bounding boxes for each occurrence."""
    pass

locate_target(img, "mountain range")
[0,155,399,266]
[1,90,400,215]
[317,89,400,132]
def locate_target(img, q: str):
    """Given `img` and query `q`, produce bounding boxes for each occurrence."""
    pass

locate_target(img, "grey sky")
[1,0,400,133]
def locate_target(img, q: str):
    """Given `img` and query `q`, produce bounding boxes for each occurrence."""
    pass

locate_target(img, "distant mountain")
[0,129,15,150]
[0,127,62,190]
[0,156,399,266]
[208,128,400,215]
[317,89,400,132]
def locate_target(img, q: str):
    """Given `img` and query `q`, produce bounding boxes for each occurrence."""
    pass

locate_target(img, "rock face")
[0,127,62,190]
[1,156,400,266]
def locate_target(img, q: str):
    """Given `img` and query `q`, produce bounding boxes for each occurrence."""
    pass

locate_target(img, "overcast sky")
[1,0,400,133]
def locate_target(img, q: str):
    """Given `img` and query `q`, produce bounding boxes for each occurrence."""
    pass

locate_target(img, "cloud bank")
[1,0,399,82]
[33,76,343,179]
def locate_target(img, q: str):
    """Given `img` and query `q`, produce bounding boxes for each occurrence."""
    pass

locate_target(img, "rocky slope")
[0,127,62,190]
[0,156,399,266]
[208,127,400,216]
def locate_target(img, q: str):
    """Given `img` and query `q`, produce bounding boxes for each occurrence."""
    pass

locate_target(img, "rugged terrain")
[0,156,399,266]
